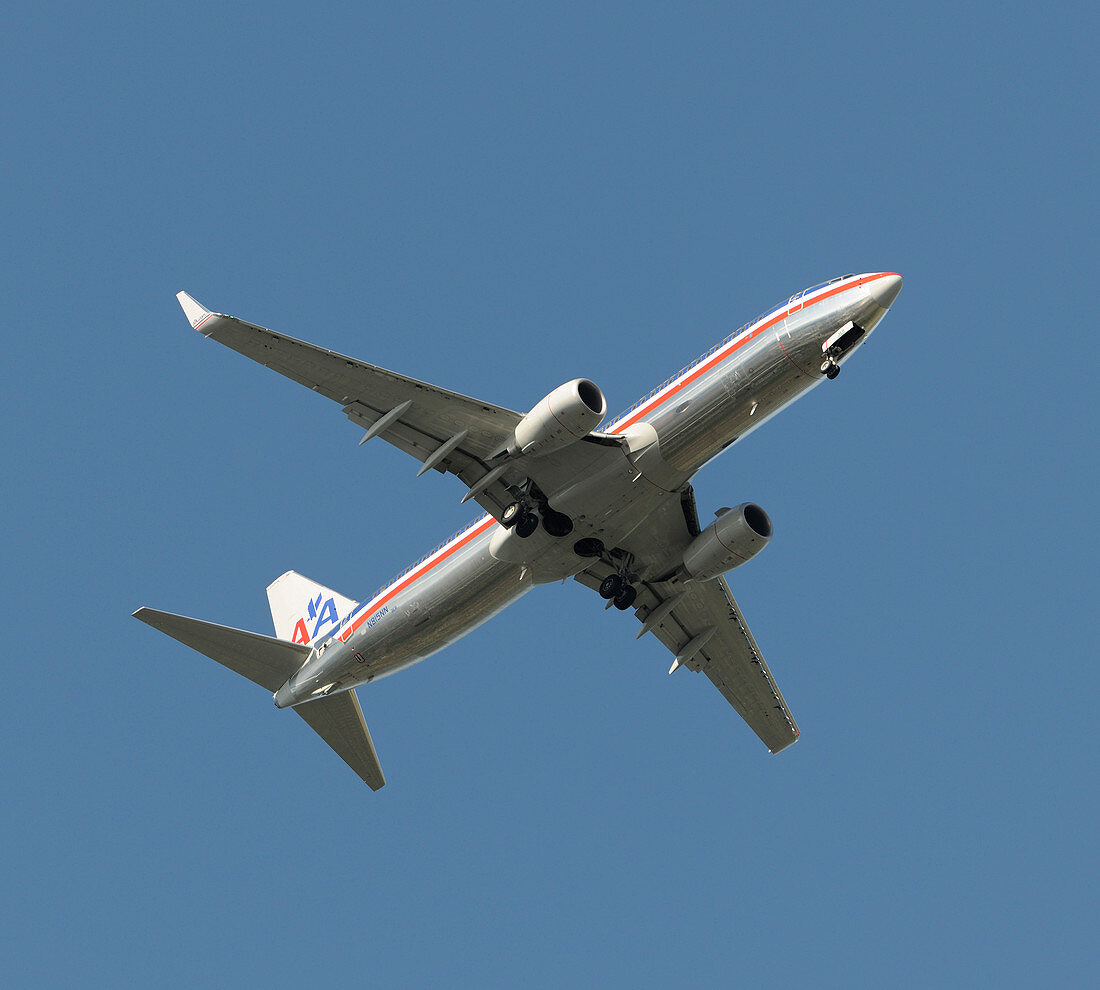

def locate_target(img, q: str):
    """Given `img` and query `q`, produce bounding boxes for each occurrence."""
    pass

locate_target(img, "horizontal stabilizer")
[294,691,386,790]
[133,607,309,692]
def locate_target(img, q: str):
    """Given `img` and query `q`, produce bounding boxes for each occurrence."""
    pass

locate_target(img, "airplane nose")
[868,273,903,310]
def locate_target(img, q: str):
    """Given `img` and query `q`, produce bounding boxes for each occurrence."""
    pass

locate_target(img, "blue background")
[3,3,1094,986]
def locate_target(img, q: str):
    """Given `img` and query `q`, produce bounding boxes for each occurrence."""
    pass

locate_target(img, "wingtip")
[176,290,214,330]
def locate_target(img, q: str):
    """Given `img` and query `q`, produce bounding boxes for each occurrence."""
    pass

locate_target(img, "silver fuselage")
[275,273,899,707]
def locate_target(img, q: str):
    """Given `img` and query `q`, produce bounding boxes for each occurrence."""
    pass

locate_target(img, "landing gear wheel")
[541,509,574,538]
[515,512,539,539]
[501,502,523,529]
[825,364,840,380]
[613,585,638,610]
[573,537,605,558]
[599,574,624,600]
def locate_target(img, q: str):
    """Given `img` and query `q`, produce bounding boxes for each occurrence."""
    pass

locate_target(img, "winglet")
[176,290,215,331]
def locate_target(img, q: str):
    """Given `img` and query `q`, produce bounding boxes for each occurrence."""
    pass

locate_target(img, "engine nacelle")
[682,503,772,581]
[512,379,607,457]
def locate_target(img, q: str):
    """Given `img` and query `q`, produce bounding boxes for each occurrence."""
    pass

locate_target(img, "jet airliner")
[135,271,903,789]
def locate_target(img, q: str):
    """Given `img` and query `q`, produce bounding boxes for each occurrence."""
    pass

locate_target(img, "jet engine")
[682,503,772,581]
[511,379,607,457]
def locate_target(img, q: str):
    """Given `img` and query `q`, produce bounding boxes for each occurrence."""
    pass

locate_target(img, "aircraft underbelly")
[339,472,681,686]
[346,535,528,679]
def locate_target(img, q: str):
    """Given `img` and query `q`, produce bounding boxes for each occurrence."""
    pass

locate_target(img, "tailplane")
[266,570,358,646]
[294,691,386,790]
[133,604,386,790]
[134,607,309,691]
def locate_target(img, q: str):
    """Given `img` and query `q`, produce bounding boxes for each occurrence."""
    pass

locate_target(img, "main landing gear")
[598,573,638,610]
[577,539,639,609]
[501,498,574,539]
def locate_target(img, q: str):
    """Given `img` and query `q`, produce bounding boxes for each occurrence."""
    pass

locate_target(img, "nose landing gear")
[820,321,865,380]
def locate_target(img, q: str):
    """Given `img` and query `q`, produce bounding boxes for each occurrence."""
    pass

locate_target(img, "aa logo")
[291,594,341,645]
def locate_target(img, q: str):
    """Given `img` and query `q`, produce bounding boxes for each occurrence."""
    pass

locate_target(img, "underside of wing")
[575,489,799,753]
[176,293,627,521]
[651,577,799,752]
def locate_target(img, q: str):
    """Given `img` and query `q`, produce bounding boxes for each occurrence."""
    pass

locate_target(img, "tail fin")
[133,605,386,790]
[266,571,358,645]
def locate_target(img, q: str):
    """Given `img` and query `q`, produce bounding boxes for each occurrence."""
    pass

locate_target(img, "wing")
[177,292,537,518]
[575,489,799,753]
[177,292,629,519]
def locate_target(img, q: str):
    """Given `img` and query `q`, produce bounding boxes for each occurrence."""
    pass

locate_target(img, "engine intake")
[682,503,772,581]
[512,379,607,457]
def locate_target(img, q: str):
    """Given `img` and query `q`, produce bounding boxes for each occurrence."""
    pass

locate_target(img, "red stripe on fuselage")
[340,516,496,642]
[611,273,893,432]
[337,273,895,645]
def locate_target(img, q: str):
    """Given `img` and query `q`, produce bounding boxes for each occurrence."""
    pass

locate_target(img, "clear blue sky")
[3,3,1094,987]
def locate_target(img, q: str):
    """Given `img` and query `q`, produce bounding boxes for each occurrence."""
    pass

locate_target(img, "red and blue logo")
[290,593,342,645]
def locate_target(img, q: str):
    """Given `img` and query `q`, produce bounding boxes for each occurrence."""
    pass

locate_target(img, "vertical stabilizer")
[267,571,358,646]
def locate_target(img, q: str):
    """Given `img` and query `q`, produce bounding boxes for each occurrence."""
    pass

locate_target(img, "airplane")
[135,271,903,789]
